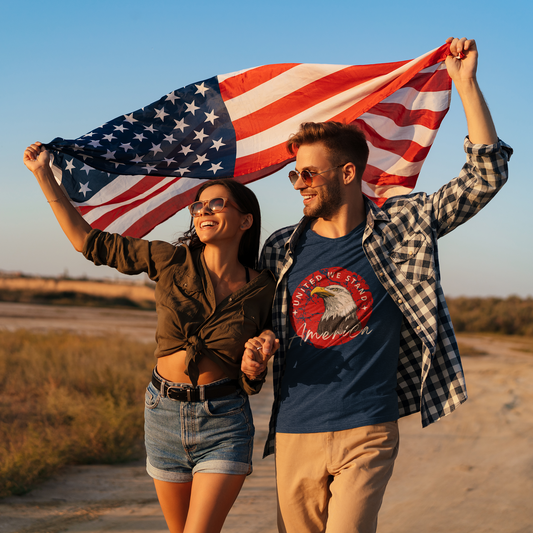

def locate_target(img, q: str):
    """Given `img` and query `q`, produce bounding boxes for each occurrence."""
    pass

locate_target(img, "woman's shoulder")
[249,267,277,288]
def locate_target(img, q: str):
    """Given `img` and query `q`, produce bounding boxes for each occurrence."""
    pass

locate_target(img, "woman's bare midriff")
[156,350,228,385]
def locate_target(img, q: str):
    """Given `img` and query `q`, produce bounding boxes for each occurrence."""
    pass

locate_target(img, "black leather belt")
[152,370,239,402]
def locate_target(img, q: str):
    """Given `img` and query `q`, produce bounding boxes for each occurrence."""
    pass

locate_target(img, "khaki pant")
[276,421,399,533]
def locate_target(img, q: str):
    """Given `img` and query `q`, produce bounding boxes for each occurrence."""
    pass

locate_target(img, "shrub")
[0,330,155,497]
[447,295,533,337]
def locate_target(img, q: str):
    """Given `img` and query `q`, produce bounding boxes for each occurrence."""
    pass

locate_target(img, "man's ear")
[342,162,357,185]
[241,214,253,230]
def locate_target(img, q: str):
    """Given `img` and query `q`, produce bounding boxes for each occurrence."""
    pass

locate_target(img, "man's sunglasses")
[288,164,347,187]
[188,197,239,217]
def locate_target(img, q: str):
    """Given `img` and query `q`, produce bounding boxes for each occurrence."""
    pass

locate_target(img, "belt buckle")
[165,385,200,402]
[166,384,187,400]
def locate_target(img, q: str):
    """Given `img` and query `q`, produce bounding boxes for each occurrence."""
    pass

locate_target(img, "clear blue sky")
[1,0,531,297]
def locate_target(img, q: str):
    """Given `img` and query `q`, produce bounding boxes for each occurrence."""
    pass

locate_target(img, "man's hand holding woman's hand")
[241,330,279,381]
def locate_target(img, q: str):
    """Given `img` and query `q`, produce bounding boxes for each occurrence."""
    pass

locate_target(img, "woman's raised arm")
[24,142,92,252]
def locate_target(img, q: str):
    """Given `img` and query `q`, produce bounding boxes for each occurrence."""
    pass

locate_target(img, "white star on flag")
[80,164,93,175]
[166,91,179,104]
[79,182,92,196]
[154,107,169,121]
[204,110,219,125]
[179,145,193,156]
[194,129,209,143]
[173,118,188,132]
[211,138,225,151]
[195,83,209,96]
[208,162,223,174]
[185,101,200,115]
[195,154,209,165]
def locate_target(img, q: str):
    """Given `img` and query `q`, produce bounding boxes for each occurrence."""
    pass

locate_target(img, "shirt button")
[397,299,402,304]
[416,326,421,330]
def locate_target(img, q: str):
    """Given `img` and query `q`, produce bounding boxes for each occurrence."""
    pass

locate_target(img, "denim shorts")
[144,372,254,483]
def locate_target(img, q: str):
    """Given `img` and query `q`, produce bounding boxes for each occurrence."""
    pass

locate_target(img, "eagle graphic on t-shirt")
[310,285,362,336]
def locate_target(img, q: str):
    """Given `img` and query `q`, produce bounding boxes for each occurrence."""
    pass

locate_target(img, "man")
[242,37,512,533]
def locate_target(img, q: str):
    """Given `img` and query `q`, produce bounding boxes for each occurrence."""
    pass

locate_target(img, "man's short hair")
[287,122,369,181]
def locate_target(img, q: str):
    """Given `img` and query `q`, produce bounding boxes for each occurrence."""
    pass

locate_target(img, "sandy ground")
[1,302,532,533]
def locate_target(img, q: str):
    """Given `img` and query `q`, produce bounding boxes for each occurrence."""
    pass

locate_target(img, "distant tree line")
[447,296,533,337]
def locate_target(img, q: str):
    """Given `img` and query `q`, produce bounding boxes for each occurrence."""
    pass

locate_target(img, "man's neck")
[310,198,366,239]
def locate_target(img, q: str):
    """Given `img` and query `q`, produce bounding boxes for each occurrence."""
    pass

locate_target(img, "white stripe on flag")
[362,181,413,198]
[366,145,425,177]
[380,86,450,112]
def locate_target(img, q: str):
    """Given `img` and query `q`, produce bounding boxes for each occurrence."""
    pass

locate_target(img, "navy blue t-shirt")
[276,221,402,433]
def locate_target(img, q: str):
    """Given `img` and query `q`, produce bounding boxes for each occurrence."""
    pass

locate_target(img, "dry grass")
[0,330,155,498]
[0,275,155,310]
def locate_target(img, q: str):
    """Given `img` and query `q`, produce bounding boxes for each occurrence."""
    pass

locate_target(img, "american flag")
[46,43,451,238]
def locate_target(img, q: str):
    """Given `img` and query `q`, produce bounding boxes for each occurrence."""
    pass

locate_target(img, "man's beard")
[303,177,342,219]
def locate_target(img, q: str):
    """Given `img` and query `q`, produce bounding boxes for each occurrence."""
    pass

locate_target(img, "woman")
[23,142,276,533]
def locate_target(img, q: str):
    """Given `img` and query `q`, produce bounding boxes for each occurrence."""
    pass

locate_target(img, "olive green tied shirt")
[82,229,276,394]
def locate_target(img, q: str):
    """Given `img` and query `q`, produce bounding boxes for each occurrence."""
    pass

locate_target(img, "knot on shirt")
[187,335,204,354]
[184,335,204,387]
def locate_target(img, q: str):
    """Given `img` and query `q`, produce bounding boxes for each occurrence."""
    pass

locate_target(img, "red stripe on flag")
[366,103,449,130]
[89,176,181,231]
[219,63,300,101]
[402,66,451,92]
[363,164,419,189]
[234,142,291,176]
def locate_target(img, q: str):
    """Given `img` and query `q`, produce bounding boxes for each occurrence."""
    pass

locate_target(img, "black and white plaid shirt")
[261,138,512,457]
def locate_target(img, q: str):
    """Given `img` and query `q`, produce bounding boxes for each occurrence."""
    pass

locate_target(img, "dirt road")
[1,303,532,533]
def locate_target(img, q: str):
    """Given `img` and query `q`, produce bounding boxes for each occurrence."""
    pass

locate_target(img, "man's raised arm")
[445,37,498,145]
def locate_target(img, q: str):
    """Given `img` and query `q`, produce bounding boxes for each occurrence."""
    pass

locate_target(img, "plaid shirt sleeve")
[366,137,512,428]
[431,137,513,238]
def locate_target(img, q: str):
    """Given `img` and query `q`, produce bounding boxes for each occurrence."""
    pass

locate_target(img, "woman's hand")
[241,330,279,380]
[23,141,92,252]
[23,142,50,174]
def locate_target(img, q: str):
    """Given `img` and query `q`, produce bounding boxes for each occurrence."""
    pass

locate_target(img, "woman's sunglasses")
[288,164,347,187]
[188,197,238,217]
